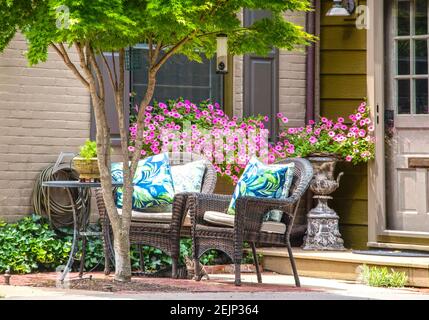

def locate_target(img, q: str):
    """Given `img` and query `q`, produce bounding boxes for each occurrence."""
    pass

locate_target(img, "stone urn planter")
[302,153,346,251]
[72,157,100,182]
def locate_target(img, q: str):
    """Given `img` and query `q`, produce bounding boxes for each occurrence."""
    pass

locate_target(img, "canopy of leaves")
[0,0,314,65]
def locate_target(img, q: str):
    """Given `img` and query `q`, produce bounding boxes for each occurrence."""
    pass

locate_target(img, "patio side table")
[42,180,122,282]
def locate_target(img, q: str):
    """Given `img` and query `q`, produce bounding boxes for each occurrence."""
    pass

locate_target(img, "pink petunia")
[345,155,353,162]
[309,136,318,144]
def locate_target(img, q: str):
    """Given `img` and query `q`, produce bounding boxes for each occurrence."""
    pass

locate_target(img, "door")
[243,9,279,141]
[369,0,429,243]
[384,0,429,235]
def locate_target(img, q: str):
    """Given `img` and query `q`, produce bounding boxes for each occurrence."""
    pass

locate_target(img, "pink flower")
[128,146,135,152]
[281,117,289,124]
[346,155,353,162]
[328,131,336,138]
[358,106,366,113]
[277,113,283,118]
[309,136,318,144]
[264,116,269,122]
[308,120,316,125]
[337,117,345,123]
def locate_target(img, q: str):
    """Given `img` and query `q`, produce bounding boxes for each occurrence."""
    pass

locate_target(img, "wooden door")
[384,0,429,234]
[243,9,279,140]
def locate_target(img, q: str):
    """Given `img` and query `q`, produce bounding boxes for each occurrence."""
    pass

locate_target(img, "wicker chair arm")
[169,192,193,232]
[234,196,299,235]
[189,193,232,225]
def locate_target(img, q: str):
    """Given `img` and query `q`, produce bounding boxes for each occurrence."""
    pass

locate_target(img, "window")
[131,45,223,107]
[390,0,429,114]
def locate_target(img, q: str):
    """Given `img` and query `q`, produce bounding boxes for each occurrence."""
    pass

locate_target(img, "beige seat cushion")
[117,208,192,227]
[203,211,286,235]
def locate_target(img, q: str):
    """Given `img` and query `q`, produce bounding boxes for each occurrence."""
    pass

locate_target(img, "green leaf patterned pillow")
[111,153,175,210]
[263,162,295,222]
[227,157,289,215]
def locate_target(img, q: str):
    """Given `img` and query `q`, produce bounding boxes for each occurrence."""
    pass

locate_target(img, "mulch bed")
[0,272,317,294]
[32,278,191,293]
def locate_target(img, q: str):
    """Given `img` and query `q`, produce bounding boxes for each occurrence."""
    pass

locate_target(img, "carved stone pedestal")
[303,155,346,251]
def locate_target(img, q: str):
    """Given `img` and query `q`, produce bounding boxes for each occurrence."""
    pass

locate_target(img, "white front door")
[385,0,429,233]
[368,0,429,244]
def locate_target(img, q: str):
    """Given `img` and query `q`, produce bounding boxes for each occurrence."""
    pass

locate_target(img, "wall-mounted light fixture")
[326,0,356,17]
[216,34,228,74]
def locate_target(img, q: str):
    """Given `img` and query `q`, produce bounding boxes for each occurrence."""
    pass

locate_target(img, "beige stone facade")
[0,34,91,222]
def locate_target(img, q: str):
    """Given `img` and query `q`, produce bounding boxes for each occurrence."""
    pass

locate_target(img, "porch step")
[256,248,429,288]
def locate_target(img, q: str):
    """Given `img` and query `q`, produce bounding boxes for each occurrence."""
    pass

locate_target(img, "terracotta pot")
[72,157,100,181]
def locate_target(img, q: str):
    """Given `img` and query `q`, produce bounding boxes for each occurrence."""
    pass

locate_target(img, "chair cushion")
[117,208,192,227]
[227,157,290,215]
[203,211,286,235]
[111,153,175,210]
[171,160,206,193]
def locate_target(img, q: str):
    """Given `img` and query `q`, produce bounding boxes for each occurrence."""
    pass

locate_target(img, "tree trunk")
[113,228,132,282]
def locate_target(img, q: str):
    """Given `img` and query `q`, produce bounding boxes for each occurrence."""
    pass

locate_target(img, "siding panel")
[320,0,368,249]
[0,34,91,222]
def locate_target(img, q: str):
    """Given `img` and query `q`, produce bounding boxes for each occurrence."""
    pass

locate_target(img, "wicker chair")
[189,158,313,287]
[94,152,217,278]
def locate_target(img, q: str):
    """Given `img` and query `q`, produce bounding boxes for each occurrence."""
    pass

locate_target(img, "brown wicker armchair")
[94,152,217,278]
[189,158,313,287]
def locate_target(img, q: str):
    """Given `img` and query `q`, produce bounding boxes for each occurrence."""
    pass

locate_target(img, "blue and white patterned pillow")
[171,160,206,193]
[263,162,295,222]
[227,157,290,215]
[111,153,175,210]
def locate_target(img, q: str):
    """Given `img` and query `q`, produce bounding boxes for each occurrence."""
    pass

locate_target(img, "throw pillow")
[263,162,296,222]
[170,160,206,193]
[227,157,290,215]
[111,153,175,210]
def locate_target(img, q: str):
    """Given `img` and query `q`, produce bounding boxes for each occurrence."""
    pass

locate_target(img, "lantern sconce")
[216,34,228,74]
[326,0,356,17]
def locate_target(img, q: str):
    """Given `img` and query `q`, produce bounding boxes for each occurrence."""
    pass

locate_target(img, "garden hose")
[32,164,91,229]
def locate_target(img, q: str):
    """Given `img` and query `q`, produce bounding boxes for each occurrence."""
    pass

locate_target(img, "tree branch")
[112,51,118,89]
[101,52,118,92]
[51,43,89,89]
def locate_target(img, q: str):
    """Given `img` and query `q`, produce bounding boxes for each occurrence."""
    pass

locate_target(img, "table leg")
[79,237,87,278]
[78,187,89,278]
[61,188,79,283]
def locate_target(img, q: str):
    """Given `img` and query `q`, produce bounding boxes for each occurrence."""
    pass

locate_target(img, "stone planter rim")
[307,153,341,162]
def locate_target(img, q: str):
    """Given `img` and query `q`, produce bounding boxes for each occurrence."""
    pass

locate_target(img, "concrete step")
[256,248,429,288]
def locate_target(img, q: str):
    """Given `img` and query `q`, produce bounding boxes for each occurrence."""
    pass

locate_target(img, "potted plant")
[72,140,100,182]
[274,102,375,251]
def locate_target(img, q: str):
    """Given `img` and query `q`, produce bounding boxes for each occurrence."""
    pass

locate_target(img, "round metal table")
[42,180,122,282]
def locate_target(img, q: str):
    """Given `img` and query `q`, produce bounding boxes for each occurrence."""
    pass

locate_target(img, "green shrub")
[360,265,408,288]
[0,215,71,274]
[0,215,254,274]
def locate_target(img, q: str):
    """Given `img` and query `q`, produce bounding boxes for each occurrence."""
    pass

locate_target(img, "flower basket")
[72,157,100,181]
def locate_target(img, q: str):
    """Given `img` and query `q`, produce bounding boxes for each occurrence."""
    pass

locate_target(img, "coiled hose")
[32,164,91,229]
